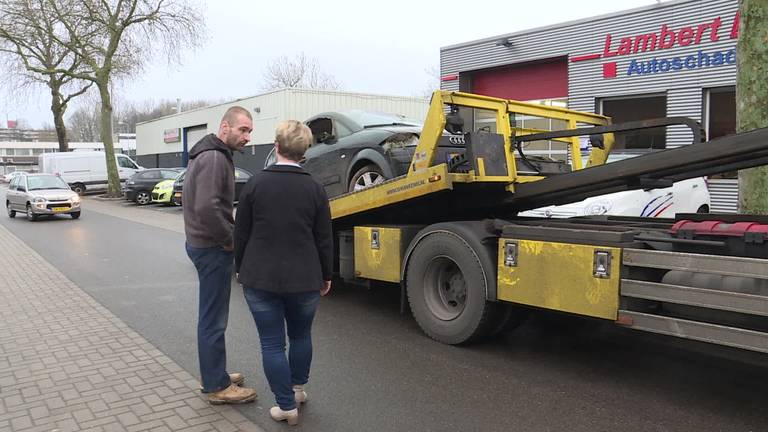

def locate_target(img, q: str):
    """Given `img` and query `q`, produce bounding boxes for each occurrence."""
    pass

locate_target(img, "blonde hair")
[275,120,312,162]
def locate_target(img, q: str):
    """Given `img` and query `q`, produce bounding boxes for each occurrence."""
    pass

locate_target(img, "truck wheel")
[406,231,501,344]
[72,183,86,195]
[349,164,387,193]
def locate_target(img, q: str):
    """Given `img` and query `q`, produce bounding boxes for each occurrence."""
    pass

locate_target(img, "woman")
[234,120,333,426]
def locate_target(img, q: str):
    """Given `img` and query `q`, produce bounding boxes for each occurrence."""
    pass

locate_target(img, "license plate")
[52,207,69,212]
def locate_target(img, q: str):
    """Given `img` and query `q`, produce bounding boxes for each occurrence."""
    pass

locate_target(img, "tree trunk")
[50,85,69,152]
[97,80,122,196]
[737,2,768,214]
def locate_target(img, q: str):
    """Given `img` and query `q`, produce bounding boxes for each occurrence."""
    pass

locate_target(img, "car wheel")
[135,191,151,205]
[26,204,38,222]
[6,201,15,218]
[72,183,86,195]
[70,211,81,219]
[349,164,387,192]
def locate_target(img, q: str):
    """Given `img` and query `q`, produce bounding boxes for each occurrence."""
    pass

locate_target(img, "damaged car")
[264,110,466,198]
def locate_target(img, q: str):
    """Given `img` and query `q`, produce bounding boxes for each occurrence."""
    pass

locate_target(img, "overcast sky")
[4,0,661,128]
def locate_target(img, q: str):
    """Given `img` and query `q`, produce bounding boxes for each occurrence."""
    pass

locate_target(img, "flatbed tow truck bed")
[327,91,768,353]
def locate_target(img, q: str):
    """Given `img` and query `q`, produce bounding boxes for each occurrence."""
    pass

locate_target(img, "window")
[705,87,736,179]
[5,148,15,156]
[235,168,252,180]
[161,170,180,179]
[138,170,162,180]
[117,156,138,169]
[9,176,18,190]
[32,148,44,155]
[600,95,667,150]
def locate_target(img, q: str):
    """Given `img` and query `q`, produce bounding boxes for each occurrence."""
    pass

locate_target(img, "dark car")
[264,110,466,198]
[125,168,183,205]
[171,167,253,206]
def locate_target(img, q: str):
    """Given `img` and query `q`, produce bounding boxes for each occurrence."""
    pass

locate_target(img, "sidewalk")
[0,222,263,432]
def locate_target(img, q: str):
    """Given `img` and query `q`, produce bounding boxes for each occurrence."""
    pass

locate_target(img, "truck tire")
[71,183,86,195]
[406,228,505,344]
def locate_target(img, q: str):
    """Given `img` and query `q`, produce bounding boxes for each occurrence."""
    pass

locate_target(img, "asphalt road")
[2,191,768,432]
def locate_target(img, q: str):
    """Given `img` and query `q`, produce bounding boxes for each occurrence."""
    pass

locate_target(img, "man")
[184,106,257,404]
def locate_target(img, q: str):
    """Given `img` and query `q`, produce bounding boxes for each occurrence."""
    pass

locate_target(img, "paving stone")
[0,217,264,432]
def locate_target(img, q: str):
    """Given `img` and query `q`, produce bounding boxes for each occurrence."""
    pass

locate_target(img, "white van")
[38,151,142,195]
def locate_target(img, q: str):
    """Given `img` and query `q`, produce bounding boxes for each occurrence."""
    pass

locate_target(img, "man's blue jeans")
[186,244,234,393]
[243,288,321,411]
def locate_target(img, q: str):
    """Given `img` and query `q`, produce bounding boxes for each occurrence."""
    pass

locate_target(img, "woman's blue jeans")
[243,288,321,410]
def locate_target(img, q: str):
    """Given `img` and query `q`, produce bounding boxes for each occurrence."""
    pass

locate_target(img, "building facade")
[0,142,128,175]
[441,0,739,212]
[135,88,430,174]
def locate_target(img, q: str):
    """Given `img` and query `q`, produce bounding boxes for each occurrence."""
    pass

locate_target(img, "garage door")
[471,58,568,101]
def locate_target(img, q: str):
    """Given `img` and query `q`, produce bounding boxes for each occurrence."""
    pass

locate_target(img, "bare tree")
[0,0,92,152]
[262,53,342,91]
[417,65,441,99]
[44,0,205,196]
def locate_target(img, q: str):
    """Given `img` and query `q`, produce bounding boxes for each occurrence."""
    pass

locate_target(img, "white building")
[0,141,127,175]
[135,88,430,173]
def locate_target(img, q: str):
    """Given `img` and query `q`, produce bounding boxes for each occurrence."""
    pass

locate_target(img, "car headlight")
[71,195,81,204]
[31,196,46,203]
[586,201,612,215]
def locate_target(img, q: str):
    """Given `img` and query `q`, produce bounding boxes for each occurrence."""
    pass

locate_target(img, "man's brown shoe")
[199,373,245,392]
[207,384,257,405]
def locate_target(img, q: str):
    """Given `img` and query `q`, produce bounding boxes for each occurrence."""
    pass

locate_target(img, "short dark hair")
[221,106,252,125]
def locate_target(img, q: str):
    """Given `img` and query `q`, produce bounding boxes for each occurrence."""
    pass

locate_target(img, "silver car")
[6,173,82,221]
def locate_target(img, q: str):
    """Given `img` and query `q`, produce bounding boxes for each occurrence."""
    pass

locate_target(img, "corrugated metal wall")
[441,0,739,212]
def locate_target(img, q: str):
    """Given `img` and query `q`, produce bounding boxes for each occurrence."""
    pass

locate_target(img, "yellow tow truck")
[329,90,768,352]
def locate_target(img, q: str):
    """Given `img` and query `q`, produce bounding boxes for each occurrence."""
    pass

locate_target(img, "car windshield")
[343,110,422,128]
[27,176,69,190]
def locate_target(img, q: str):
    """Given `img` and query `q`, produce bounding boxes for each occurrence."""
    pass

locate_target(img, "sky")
[3,0,663,129]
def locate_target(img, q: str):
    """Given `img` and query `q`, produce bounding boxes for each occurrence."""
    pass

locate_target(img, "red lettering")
[617,37,633,55]
[678,26,694,45]
[711,16,722,41]
[659,24,676,49]
[634,33,657,53]
[730,11,740,39]
[694,23,710,44]
[603,34,617,57]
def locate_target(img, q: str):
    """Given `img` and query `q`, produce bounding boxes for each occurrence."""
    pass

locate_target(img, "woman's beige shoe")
[293,385,307,404]
[269,406,299,426]
[206,384,257,405]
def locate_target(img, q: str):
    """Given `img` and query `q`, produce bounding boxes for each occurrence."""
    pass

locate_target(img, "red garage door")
[471,58,568,101]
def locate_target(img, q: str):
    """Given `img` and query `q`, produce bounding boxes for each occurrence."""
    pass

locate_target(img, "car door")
[14,176,28,209]
[117,155,140,180]
[7,176,19,209]
[303,116,355,197]
[234,168,252,202]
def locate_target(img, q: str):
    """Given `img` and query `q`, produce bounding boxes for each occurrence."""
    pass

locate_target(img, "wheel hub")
[423,257,467,321]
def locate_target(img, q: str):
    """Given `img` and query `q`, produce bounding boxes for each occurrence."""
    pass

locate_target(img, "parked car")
[518,152,711,218]
[5,173,81,221]
[264,110,466,198]
[38,151,142,195]
[171,167,253,206]
[2,171,24,183]
[125,168,183,205]
[151,170,185,205]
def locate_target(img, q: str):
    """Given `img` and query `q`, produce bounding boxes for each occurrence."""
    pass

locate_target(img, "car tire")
[26,204,38,222]
[135,191,151,205]
[6,202,15,218]
[348,164,387,193]
[71,183,86,195]
[70,212,81,219]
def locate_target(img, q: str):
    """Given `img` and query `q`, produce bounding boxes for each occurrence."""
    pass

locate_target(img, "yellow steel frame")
[330,91,616,220]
